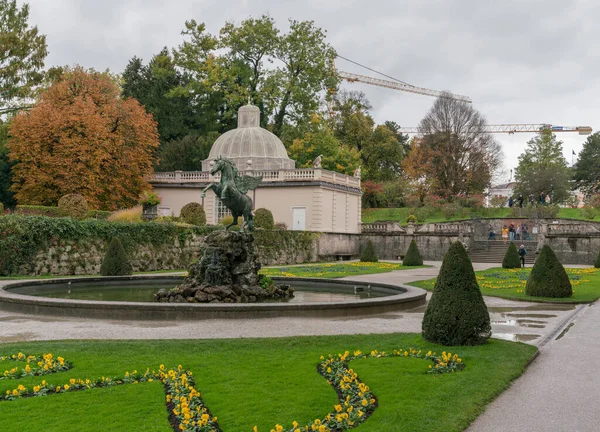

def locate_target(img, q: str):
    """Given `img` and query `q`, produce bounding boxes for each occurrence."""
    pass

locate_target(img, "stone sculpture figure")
[313,154,323,169]
[201,157,262,232]
[353,166,361,178]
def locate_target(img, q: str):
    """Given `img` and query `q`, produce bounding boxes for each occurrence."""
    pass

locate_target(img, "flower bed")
[2,348,464,432]
[260,262,423,279]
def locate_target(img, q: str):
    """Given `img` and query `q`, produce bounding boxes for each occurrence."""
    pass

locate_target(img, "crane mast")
[397,124,593,135]
[338,71,472,103]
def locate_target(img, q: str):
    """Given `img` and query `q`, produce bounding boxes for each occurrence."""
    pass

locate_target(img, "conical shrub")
[100,238,132,276]
[502,243,521,268]
[525,245,571,298]
[422,241,491,346]
[595,250,600,268]
[360,240,378,262]
[403,240,423,266]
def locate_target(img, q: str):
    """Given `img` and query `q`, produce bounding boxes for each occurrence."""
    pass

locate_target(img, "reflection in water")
[10,281,393,303]
[493,333,540,342]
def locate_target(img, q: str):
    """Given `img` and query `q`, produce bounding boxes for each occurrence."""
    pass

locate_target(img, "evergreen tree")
[422,241,491,345]
[514,129,571,204]
[100,238,132,276]
[502,243,521,269]
[403,240,423,266]
[595,250,600,268]
[525,245,572,298]
[360,240,378,262]
[572,132,600,197]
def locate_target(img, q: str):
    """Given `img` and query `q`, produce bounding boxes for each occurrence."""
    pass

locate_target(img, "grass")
[410,267,600,303]
[0,335,536,432]
[260,261,427,278]
[361,207,600,224]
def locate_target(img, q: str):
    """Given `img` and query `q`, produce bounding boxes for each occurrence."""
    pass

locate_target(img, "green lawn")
[0,335,536,432]
[410,267,600,303]
[260,261,426,278]
[362,207,600,224]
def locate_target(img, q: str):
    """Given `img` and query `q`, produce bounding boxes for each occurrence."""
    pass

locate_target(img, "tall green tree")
[288,114,359,175]
[272,20,338,138]
[122,48,197,145]
[156,133,219,172]
[0,119,15,207]
[0,0,47,114]
[514,128,571,203]
[572,132,600,197]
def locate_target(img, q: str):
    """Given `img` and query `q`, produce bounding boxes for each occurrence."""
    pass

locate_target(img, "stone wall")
[21,235,204,276]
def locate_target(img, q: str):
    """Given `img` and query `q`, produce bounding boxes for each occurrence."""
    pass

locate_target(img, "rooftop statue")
[201,156,262,232]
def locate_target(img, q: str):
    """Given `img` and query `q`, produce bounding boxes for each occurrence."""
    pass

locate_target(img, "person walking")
[539,191,545,205]
[509,223,515,241]
[515,224,521,240]
[502,225,508,244]
[545,193,551,205]
[508,196,514,208]
[522,223,529,240]
[518,194,524,208]
[518,244,528,268]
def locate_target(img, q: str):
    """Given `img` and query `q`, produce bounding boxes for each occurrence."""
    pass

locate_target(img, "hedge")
[360,240,378,262]
[403,240,423,266]
[525,245,572,298]
[502,243,521,269]
[0,215,219,276]
[15,205,111,220]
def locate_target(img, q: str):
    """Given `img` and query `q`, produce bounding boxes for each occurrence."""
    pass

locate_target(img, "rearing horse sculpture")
[201,157,262,232]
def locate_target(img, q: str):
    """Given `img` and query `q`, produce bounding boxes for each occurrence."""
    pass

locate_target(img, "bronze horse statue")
[201,157,262,231]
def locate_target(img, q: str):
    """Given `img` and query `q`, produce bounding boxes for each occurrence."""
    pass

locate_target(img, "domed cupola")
[202,104,295,171]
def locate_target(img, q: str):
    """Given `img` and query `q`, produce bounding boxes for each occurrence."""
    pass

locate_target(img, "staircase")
[469,240,537,264]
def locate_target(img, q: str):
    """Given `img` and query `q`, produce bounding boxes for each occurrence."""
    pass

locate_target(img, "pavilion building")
[151,104,362,233]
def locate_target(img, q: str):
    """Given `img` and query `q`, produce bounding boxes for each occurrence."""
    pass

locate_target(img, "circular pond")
[7,278,395,303]
[0,276,427,320]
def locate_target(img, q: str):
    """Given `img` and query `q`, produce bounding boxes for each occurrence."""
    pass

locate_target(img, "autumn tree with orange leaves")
[8,67,159,210]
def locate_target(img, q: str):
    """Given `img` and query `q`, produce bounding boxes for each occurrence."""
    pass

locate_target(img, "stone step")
[469,241,536,264]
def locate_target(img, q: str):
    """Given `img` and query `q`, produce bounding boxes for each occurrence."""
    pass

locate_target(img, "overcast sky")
[23,0,599,182]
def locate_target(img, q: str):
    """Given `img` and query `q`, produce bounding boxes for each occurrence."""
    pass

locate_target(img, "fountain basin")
[0,276,426,320]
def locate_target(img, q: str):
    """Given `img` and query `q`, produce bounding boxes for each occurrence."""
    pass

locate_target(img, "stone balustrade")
[151,168,361,189]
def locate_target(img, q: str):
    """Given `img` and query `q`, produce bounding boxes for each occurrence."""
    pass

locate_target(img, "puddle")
[517,319,546,324]
[110,321,179,328]
[0,315,68,323]
[0,332,38,342]
[491,319,517,326]
[333,314,404,321]
[493,333,540,343]
[519,323,545,329]
[489,304,576,313]
[556,323,575,340]
[505,313,557,319]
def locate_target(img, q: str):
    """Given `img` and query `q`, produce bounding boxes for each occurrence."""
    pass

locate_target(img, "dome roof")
[202,104,295,171]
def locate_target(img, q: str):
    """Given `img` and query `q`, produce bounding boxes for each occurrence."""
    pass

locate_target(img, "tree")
[100,237,132,276]
[122,49,197,145]
[502,243,521,269]
[288,114,359,175]
[403,93,502,197]
[0,120,15,208]
[329,92,409,182]
[514,129,571,204]
[572,131,600,198]
[0,0,47,114]
[156,133,218,172]
[8,67,159,210]
[180,202,206,226]
[403,240,423,266]
[360,240,378,262]
[422,241,491,345]
[271,19,338,137]
[525,245,571,298]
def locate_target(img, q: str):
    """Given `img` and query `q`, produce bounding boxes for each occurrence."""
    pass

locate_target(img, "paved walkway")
[468,300,600,432]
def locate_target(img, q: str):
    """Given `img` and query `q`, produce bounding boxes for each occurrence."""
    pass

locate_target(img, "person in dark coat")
[518,244,527,268]
[508,196,514,208]
[518,194,524,208]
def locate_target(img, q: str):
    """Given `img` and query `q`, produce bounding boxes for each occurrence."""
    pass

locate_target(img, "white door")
[292,207,306,231]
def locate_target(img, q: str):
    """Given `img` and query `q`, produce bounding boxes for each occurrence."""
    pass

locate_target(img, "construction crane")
[397,124,593,135]
[338,70,472,103]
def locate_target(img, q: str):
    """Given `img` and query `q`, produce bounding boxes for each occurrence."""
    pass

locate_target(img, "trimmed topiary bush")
[406,214,417,224]
[422,241,491,345]
[360,240,378,262]
[502,243,521,268]
[254,208,274,229]
[403,240,423,266]
[595,250,600,268]
[180,202,206,226]
[525,245,572,298]
[0,203,3,213]
[100,238,132,276]
[58,194,88,219]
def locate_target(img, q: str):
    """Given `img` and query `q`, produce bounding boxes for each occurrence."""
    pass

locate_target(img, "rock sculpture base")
[153,230,293,303]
